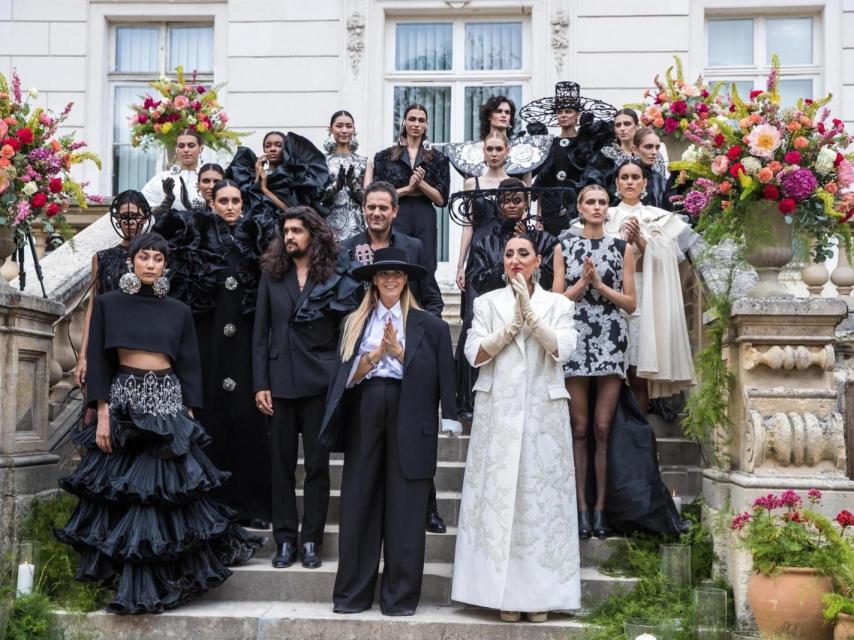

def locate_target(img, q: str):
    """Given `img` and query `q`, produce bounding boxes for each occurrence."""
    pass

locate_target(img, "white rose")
[742,157,762,176]
[681,145,699,163]
[816,146,837,175]
[22,181,37,196]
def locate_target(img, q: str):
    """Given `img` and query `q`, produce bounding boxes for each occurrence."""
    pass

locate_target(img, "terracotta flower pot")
[748,568,833,640]
[835,612,854,640]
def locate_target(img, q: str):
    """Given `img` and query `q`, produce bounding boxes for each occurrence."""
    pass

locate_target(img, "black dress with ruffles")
[94,245,130,295]
[226,135,330,218]
[56,287,261,614]
[154,209,277,524]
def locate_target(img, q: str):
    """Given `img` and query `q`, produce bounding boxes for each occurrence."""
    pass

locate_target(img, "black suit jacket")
[318,309,457,480]
[252,269,353,399]
[340,230,444,318]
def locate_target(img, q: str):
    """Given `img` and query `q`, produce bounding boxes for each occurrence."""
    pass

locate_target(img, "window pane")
[169,25,214,73]
[395,23,452,71]
[392,86,452,262]
[766,18,812,65]
[777,79,813,108]
[115,26,159,73]
[465,22,522,71]
[112,86,157,194]
[707,19,754,66]
[463,85,523,140]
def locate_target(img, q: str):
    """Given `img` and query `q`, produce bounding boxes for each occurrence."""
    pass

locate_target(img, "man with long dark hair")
[252,206,359,570]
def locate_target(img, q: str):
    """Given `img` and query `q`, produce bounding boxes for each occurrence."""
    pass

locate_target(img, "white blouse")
[141,167,203,211]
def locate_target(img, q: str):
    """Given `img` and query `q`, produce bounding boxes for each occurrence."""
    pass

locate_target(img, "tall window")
[704,15,819,108]
[108,23,214,195]
[387,18,529,264]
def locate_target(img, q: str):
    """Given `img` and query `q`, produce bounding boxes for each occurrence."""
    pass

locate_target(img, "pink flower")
[219,111,229,124]
[173,95,190,110]
[137,113,148,125]
[663,118,679,134]
[838,160,854,187]
[746,124,782,159]
[807,489,822,505]
[753,493,780,511]
[793,136,809,150]
[196,85,206,94]
[784,150,802,165]
[757,167,774,184]
[671,100,688,115]
[837,510,854,529]
[779,490,802,509]
[780,168,818,202]
[0,121,8,138]
[711,155,730,176]
[731,512,751,531]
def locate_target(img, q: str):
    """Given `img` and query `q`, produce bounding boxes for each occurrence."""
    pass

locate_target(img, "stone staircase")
[56,291,705,639]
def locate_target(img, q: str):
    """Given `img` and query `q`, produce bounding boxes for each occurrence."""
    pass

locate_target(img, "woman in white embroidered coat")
[451,234,579,623]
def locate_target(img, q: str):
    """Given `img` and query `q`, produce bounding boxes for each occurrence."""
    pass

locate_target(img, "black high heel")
[578,511,592,539]
[592,510,609,539]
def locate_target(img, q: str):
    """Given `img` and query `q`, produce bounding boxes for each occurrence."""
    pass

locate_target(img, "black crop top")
[85,286,203,409]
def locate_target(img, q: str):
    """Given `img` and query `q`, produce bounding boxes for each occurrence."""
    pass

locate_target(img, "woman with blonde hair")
[318,247,460,616]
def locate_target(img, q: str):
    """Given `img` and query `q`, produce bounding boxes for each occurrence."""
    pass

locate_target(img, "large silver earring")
[349,131,359,153]
[532,267,541,285]
[323,132,336,153]
[640,186,648,200]
[119,260,141,295]
[153,270,170,297]
[501,273,510,284]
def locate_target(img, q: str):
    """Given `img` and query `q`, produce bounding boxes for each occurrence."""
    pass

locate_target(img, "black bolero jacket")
[85,287,203,410]
[373,146,450,208]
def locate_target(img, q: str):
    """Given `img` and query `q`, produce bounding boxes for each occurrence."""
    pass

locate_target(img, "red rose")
[3,137,20,152]
[836,152,845,167]
[48,178,62,193]
[714,134,725,147]
[729,162,745,178]
[16,127,33,145]
[137,113,148,124]
[763,185,780,200]
[30,192,47,208]
[726,145,743,161]
[671,100,688,115]
[785,151,802,165]
[46,202,60,217]
[778,198,796,214]
[749,89,763,100]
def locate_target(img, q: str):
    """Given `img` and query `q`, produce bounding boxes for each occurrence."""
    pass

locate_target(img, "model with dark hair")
[142,129,205,212]
[252,206,358,569]
[367,104,450,270]
[600,109,668,177]
[197,162,226,208]
[322,110,370,241]
[478,94,517,140]
[56,231,261,614]
[227,130,330,218]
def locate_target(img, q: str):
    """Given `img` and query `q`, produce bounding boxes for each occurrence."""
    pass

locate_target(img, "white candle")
[672,494,682,515]
[16,562,34,595]
[635,634,658,640]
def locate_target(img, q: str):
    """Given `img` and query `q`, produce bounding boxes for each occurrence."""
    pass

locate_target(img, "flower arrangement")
[669,55,852,261]
[627,55,721,141]
[0,70,101,244]
[128,65,244,154]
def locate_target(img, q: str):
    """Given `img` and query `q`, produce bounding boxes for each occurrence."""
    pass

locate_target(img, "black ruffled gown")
[154,209,277,524]
[226,136,330,218]
[56,287,261,614]
[94,245,130,294]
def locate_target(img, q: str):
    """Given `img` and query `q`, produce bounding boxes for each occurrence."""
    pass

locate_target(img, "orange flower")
[721,200,731,209]
[757,167,774,183]
[653,117,664,128]
[800,116,813,127]
[719,181,732,194]
[0,173,7,194]
[739,117,754,129]
[825,182,839,194]
[786,121,801,133]
[793,136,809,150]
[0,157,10,168]
[4,116,15,125]
[0,144,14,159]
[50,139,61,152]
[768,161,783,173]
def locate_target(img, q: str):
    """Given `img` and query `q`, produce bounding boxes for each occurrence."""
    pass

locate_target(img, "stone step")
[251,524,622,568]
[302,434,471,463]
[57,601,593,640]
[648,413,685,439]
[656,437,703,467]
[198,559,636,610]
[297,459,466,493]
[298,489,461,526]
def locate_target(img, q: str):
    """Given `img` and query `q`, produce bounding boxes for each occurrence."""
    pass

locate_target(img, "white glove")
[441,419,463,437]
[513,274,558,354]
[479,293,524,356]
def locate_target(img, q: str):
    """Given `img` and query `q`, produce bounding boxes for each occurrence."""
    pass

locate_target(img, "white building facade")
[0,0,849,281]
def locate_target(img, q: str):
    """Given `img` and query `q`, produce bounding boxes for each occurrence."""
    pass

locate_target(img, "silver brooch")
[560,138,570,147]
[222,378,236,391]
[556,170,567,182]
[223,323,236,337]
[224,276,238,291]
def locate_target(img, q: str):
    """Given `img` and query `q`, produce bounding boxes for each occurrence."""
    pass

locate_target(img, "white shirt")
[347,301,406,387]
[141,167,203,211]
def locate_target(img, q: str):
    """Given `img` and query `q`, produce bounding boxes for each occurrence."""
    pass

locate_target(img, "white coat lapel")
[492,285,526,354]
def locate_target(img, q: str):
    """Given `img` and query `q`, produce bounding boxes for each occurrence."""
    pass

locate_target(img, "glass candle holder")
[694,586,728,629]
[660,543,692,588]
[14,541,38,596]
[624,618,666,640]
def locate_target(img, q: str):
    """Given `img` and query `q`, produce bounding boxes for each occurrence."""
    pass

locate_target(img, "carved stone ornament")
[347,12,366,77]
[742,409,846,473]
[550,10,570,75]
[742,344,835,372]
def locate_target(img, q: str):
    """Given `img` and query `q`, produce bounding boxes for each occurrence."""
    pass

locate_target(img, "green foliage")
[3,592,56,640]
[823,593,854,622]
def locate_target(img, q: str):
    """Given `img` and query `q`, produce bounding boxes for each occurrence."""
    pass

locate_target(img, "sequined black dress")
[94,245,130,295]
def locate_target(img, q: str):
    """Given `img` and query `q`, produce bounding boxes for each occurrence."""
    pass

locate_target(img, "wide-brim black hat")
[351,247,429,282]
[520,81,617,127]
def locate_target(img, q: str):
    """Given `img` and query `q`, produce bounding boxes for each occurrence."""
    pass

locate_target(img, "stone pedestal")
[701,297,853,625]
[0,288,63,551]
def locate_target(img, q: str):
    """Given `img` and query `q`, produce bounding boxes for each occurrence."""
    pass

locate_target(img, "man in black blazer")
[338,181,448,534]
[252,206,359,570]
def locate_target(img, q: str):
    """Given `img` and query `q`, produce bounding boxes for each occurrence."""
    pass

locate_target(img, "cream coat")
[451,284,581,612]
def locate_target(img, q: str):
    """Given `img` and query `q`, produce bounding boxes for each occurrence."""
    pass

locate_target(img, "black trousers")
[270,395,330,546]
[334,378,431,615]
[393,196,437,272]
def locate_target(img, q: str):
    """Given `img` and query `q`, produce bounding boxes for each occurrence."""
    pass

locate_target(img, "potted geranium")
[815,509,854,640]
[0,70,100,289]
[668,56,853,297]
[128,65,245,166]
[731,489,837,639]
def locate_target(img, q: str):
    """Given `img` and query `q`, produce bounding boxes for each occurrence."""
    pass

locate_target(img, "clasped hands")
[365,317,404,365]
[481,274,558,356]
[578,257,603,291]
[404,166,427,195]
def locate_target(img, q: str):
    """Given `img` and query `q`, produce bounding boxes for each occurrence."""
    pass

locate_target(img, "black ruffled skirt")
[55,368,262,615]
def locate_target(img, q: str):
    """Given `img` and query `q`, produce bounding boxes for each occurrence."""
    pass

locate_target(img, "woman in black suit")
[318,247,460,617]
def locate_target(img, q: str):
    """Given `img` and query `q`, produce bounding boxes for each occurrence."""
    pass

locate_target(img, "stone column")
[702,297,852,624]
[0,288,63,551]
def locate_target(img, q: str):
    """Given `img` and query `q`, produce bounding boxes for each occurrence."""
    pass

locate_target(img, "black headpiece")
[520,82,617,127]
[448,185,582,228]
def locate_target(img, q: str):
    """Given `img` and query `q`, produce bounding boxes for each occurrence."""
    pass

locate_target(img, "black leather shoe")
[301,542,322,569]
[578,511,592,539]
[458,411,473,423]
[426,511,447,534]
[272,542,297,568]
[250,519,270,530]
[592,510,609,539]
